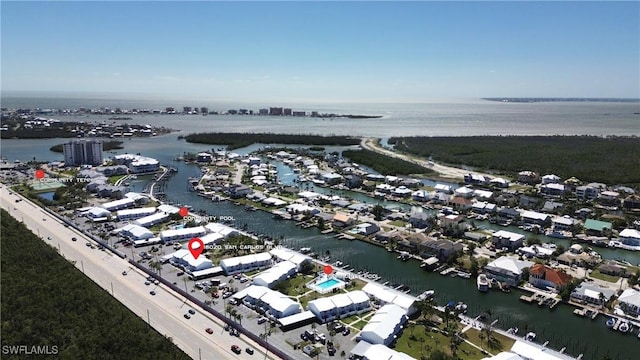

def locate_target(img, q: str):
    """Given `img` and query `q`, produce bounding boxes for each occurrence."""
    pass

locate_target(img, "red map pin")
[35,169,45,179]
[323,265,333,275]
[188,237,204,259]
[178,207,189,217]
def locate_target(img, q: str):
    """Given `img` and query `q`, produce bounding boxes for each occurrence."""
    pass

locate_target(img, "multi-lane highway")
[0,185,275,360]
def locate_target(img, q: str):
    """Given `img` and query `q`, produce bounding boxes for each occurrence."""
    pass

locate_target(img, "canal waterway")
[2,134,640,359]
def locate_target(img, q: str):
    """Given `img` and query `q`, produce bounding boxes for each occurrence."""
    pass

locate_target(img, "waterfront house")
[352,222,380,236]
[391,186,413,198]
[332,213,354,228]
[617,288,640,317]
[528,264,572,291]
[419,238,463,261]
[396,233,428,254]
[358,304,408,346]
[570,283,615,307]
[321,172,343,185]
[619,228,640,247]
[454,186,475,198]
[449,196,473,211]
[344,174,363,189]
[550,215,577,231]
[134,212,169,228]
[491,230,525,251]
[228,184,252,199]
[474,189,494,200]
[498,207,521,220]
[521,210,551,227]
[472,201,497,214]
[484,256,533,286]
[434,183,453,194]
[584,219,612,237]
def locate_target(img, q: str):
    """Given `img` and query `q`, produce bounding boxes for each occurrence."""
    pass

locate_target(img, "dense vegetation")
[49,140,124,153]
[388,136,640,186]
[342,148,436,176]
[183,132,361,150]
[0,209,190,360]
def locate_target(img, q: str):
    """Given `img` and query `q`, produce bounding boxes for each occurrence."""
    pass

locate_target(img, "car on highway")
[188,309,195,315]
[150,290,156,296]
[71,237,77,241]
[184,314,191,319]
[231,345,241,354]
[245,347,254,355]
[205,328,213,334]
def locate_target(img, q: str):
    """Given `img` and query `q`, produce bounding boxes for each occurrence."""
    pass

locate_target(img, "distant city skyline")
[2,1,638,102]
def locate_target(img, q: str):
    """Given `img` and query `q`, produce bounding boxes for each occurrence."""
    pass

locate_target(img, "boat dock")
[573,308,599,320]
[520,292,559,309]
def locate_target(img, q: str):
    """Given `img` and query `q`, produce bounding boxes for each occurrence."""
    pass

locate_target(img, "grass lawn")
[108,174,127,185]
[589,269,620,283]
[395,324,487,360]
[389,220,407,227]
[274,274,314,297]
[463,328,515,353]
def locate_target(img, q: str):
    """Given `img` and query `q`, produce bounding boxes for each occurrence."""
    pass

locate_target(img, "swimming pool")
[307,276,346,294]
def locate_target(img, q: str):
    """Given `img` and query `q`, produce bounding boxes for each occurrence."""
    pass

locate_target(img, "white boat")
[417,290,435,301]
[618,321,630,333]
[525,332,536,342]
[477,274,489,292]
[606,317,616,328]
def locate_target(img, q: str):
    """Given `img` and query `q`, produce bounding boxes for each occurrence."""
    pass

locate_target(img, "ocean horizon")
[2,94,639,138]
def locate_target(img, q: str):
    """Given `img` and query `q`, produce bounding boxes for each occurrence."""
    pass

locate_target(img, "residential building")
[517,171,540,184]
[584,219,612,236]
[101,197,136,211]
[159,226,207,244]
[63,140,103,166]
[252,261,297,288]
[232,285,301,319]
[570,283,615,307]
[116,207,156,221]
[528,264,573,291]
[419,239,463,261]
[492,230,525,251]
[220,252,273,275]
[521,210,551,227]
[361,282,417,315]
[350,341,415,360]
[307,291,371,323]
[619,228,640,247]
[484,256,533,286]
[358,304,408,346]
[617,288,640,317]
[332,213,354,228]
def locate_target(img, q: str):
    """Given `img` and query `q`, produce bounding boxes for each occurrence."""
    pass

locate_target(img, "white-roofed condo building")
[307,290,371,323]
[232,285,301,319]
[220,252,272,275]
[252,260,297,288]
[159,226,206,244]
[358,304,409,346]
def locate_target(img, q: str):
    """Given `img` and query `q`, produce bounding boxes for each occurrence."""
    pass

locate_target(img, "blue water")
[316,278,343,290]
[37,191,55,201]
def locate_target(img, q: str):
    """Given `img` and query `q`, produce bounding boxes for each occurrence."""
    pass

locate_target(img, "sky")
[1,1,639,102]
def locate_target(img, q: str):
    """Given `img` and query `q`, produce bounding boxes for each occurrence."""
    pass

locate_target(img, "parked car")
[184,314,191,319]
[231,345,241,354]
[188,309,195,315]
[150,290,156,296]
[71,237,77,242]
[257,317,267,325]
[122,271,127,276]
[245,347,254,355]
[205,328,213,334]
[342,328,351,336]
